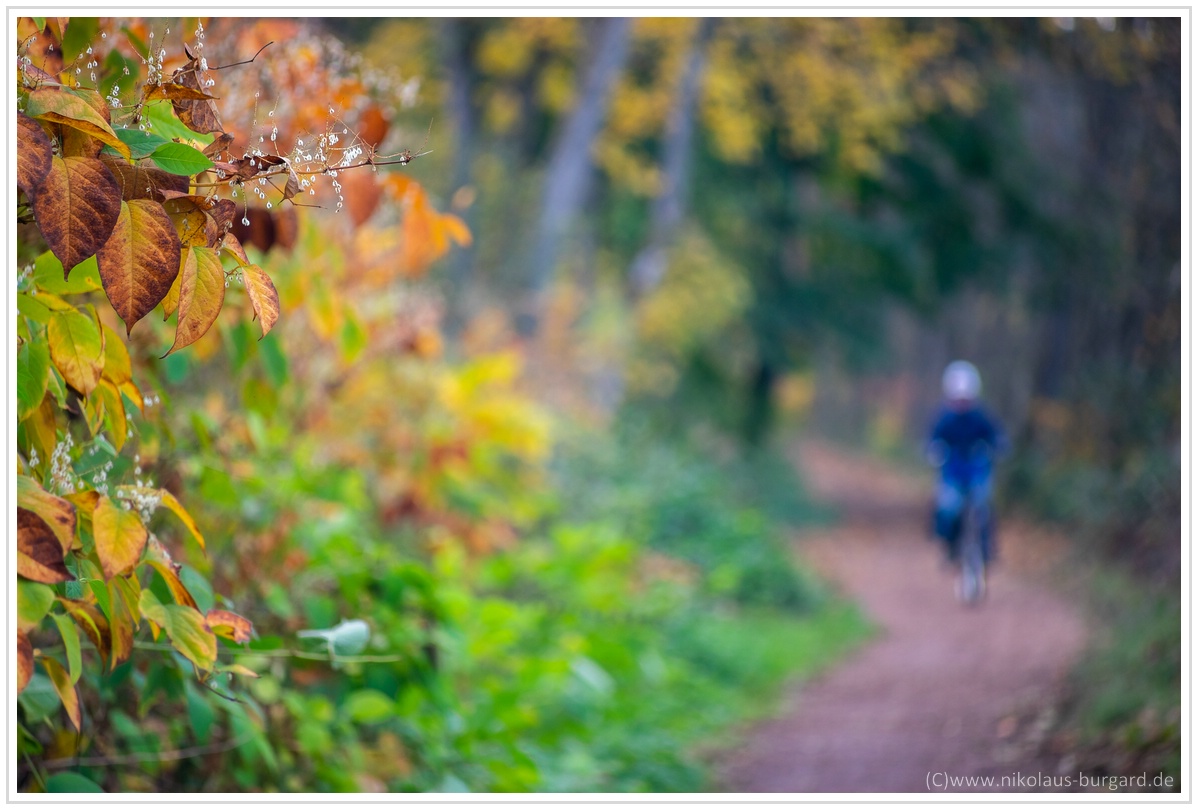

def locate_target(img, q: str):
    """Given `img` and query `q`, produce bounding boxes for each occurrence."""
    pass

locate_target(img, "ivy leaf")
[206,609,254,643]
[30,155,123,276]
[47,306,104,395]
[17,632,34,694]
[17,476,77,555]
[164,246,225,356]
[18,509,72,583]
[138,591,218,671]
[18,112,53,193]
[32,252,104,296]
[243,264,281,339]
[93,496,148,580]
[96,199,182,333]
[41,657,81,732]
[51,613,83,685]
[18,581,56,632]
[25,86,131,160]
[17,338,51,422]
[150,142,215,176]
[112,127,170,160]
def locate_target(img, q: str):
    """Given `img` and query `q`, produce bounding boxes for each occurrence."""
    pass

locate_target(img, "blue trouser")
[934,464,995,563]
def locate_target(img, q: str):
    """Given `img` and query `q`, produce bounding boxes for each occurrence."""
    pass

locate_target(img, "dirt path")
[717,441,1088,793]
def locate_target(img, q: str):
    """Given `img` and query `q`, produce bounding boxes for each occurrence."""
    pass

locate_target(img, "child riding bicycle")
[926,361,1006,566]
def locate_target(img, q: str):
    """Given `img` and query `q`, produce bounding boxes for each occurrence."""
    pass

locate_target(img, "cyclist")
[926,360,1006,567]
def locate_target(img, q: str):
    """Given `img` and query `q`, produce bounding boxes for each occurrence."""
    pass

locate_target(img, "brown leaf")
[145,81,219,102]
[170,62,224,135]
[17,508,72,583]
[341,169,383,227]
[357,104,390,148]
[210,198,236,237]
[17,475,77,554]
[107,580,137,668]
[282,168,300,203]
[203,133,235,160]
[232,207,275,252]
[96,199,183,333]
[17,632,34,694]
[17,112,53,193]
[99,154,190,203]
[93,496,147,580]
[205,609,253,643]
[165,246,225,355]
[41,657,81,732]
[221,232,250,266]
[61,124,103,159]
[65,489,101,520]
[243,264,281,338]
[30,155,122,275]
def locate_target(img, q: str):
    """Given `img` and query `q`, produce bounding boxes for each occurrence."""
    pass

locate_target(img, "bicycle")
[954,494,987,605]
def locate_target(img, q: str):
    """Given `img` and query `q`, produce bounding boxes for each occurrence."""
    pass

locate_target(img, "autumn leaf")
[41,657,81,732]
[144,81,219,103]
[144,535,198,610]
[170,61,224,135]
[18,112,53,193]
[18,632,34,694]
[202,132,234,159]
[162,260,184,319]
[93,496,147,580]
[100,324,133,386]
[47,306,104,395]
[96,199,183,333]
[25,86,131,159]
[59,598,111,664]
[164,196,218,248]
[17,508,72,584]
[17,475,77,554]
[99,154,190,203]
[138,591,218,671]
[206,609,254,644]
[221,232,250,266]
[30,156,122,275]
[165,246,225,356]
[243,264,281,339]
[95,380,128,452]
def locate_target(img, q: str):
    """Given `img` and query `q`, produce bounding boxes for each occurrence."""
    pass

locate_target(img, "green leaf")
[44,772,105,793]
[17,338,50,422]
[47,307,104,396]
[61,17,99,62]
[185,682,216,744]
[18,673,60,723]
[51,613,83,685]
[343,689,395,724]
[18,293,52,325]
[141,102,212,146]
[149,142,215,176]
[33,252,104,296]
[138,591,218,670]
[113,128,170,160]
[17,581,56,631]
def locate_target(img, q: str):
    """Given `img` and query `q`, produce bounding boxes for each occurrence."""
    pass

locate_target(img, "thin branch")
[40,731,256,770]
[210,41,274,71]
[131,640,410,664]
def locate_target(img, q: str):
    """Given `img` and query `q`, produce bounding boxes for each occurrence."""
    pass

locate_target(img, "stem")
[40,730,256,769]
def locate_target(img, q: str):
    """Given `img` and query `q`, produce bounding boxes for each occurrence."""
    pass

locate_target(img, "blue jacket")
[928,404,1006,483]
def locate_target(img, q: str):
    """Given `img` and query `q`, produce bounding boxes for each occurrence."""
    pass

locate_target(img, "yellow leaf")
[41,657,82,732]
[47,307,104,395]
[17,475,77,554]
[164,246,224,356]
[159,489,205,551]
[93,496,147,580]
[95,379,127,452]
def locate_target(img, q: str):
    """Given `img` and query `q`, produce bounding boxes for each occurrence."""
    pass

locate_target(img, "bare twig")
[210,41,274,71]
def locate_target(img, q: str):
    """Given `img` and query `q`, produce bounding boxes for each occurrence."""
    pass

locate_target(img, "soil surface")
[717,441,1088,794]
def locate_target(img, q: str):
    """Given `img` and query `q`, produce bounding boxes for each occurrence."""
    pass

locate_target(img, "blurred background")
[16,16,1181,793]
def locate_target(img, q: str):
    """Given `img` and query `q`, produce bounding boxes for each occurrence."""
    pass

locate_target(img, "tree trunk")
[627,18,715,300]
[520,17,632,335]
[439,19,480,334]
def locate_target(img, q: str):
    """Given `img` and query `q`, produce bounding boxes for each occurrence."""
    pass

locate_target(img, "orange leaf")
[165,246,225,356]
[93,496,147,580]
[99,155,190,203]
[41,657,81,732]
[25,86,131,160]
[205,609,254,644]
[30,155,122,275]
[242,264,280,339]
[97,199,183,334]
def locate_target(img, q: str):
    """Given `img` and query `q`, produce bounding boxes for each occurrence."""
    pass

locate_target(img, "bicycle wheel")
[955,500,986,605]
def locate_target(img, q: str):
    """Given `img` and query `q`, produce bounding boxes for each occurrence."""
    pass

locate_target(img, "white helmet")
[942,360,981,401]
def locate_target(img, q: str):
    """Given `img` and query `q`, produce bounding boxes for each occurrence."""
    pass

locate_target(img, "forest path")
[717,440,1088,793]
